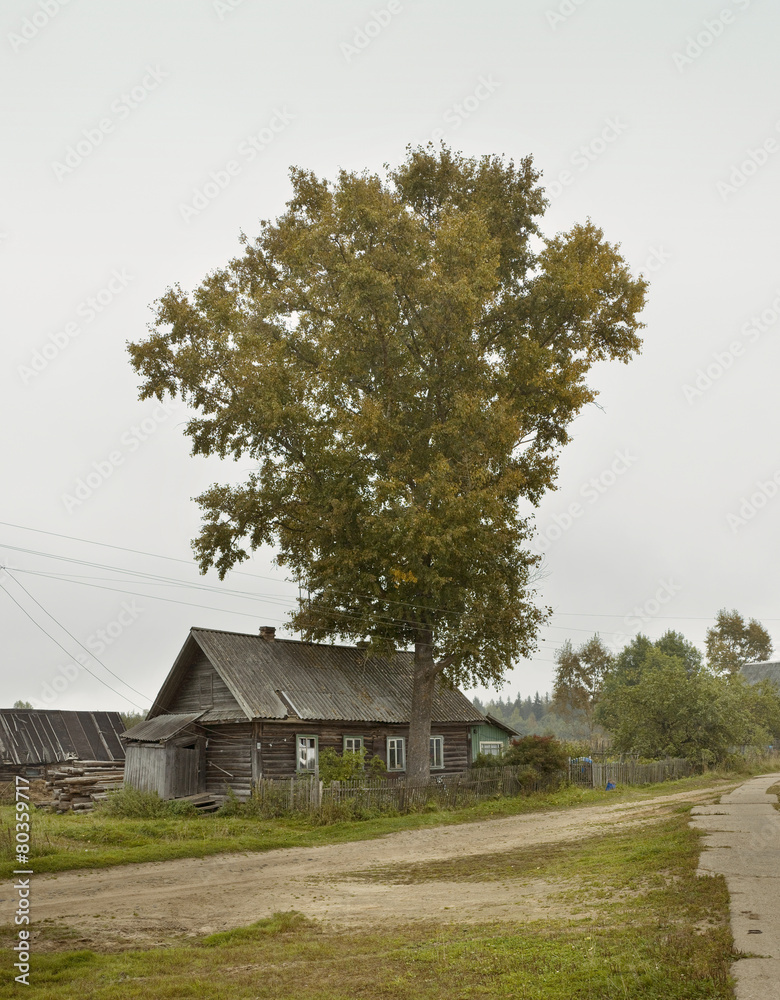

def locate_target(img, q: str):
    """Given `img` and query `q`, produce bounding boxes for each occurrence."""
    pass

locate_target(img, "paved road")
[691,772,780,1000]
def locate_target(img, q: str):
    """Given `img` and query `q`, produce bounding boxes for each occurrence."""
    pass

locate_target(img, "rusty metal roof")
[0,710,126,766]
[121,712,204,743]
[150,628,486,725]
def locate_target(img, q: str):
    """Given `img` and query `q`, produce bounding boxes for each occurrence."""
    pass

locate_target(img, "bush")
[318,748,386,785]
[471,752,505,768]
[100,786,198,818]
[503,735,568,774]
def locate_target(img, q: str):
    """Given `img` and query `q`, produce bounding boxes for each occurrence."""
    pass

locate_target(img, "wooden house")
[122,625,490,799]
[0,709,125,782]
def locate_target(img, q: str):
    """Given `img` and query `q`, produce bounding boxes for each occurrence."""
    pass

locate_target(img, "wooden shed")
[122,713,206,799]
[122,625,490,799]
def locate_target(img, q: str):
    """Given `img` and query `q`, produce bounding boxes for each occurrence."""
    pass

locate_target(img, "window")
[429,735,444,769]
[199,674,213,708]
[387,737,405,771]
[480,741,503,756]
[343,736,363,754]
[297,735,318,771]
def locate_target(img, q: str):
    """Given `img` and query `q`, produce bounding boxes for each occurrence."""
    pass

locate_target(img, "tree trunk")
[406,631,438,786]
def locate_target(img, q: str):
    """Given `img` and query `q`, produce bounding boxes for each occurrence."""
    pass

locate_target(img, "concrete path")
[691,772,780,1000]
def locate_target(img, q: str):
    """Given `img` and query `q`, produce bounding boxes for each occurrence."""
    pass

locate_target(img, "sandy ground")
[27,784,732,948]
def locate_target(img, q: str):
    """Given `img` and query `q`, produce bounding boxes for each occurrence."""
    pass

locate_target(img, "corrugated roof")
[484,713,520,736]
[121,712,204,743]
[742,661,780,687]
[0,710,126,766]
[150,628,486,725]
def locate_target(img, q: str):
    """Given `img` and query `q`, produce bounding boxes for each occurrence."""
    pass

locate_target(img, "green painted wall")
[470,723,513,761]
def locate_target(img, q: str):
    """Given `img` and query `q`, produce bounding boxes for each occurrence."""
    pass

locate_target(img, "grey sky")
[2,0,779,713]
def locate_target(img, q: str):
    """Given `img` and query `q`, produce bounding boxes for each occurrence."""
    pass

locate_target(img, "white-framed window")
[297,734,318,772]
[343,736,364,754]
[387,737,405,771]
[430,735,444,769]
[480,741,503,756]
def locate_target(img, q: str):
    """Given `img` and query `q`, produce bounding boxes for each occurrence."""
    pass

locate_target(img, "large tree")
[128,146,646,782]
[705,608,772,677]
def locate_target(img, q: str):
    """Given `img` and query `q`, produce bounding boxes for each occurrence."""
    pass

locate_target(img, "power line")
[4,571,152,702]
[0,583,147,711]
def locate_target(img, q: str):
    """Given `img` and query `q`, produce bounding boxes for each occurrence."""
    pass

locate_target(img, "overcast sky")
[2,0,779,714]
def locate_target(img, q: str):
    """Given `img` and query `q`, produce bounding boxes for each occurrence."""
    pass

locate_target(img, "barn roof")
[121,712,203,743]
[0,710,126,766]
[149,627,486,726]
[742,661,780,688]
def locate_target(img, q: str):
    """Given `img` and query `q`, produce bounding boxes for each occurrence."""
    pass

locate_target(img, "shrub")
[503,735,568,774]
[471,752,505,768]
[100,786,198,818]
[317,748,387,785]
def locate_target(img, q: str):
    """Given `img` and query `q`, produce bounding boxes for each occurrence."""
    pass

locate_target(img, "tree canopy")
[551,634,614,737]
[705,608,772,676]
[128,145,647,781]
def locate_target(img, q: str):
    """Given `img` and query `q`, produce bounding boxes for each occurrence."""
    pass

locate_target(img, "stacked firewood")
[42,760,125,812]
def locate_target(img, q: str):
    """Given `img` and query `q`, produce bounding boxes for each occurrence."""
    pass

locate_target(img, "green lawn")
[0,772,741,879]
[0,810,736,999]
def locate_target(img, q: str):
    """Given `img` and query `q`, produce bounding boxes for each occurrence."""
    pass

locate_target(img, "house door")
[171,745,201,798]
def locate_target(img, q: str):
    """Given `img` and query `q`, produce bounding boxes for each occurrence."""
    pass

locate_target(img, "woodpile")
[40,760,125,813]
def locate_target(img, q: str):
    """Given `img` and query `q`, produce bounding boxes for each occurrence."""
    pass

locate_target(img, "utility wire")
[4,570,152,702]
[0,583,148,711]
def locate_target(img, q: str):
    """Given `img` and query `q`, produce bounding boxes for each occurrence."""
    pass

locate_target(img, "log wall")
[205,722,253,796]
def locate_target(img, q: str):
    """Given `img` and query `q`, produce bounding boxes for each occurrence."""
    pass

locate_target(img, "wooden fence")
[239,748,779,817]
[248,765,564,818]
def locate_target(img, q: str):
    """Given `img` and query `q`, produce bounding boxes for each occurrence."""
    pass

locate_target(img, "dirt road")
[29,783,732,948]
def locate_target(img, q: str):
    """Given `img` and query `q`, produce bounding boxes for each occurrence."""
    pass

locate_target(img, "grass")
[0,771,744,880]
[0,810,736,999]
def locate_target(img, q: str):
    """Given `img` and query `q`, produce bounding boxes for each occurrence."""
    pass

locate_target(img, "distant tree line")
[550,609,779,762]
[473,608,780,760]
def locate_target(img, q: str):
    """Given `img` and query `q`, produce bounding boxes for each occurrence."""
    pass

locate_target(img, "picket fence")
[567,756,694,787]
[248,765,563,817]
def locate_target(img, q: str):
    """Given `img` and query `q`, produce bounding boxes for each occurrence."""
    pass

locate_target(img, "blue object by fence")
[605,781,616,791]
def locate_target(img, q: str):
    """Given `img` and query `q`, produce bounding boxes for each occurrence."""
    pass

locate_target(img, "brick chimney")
[259,625,276,641]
